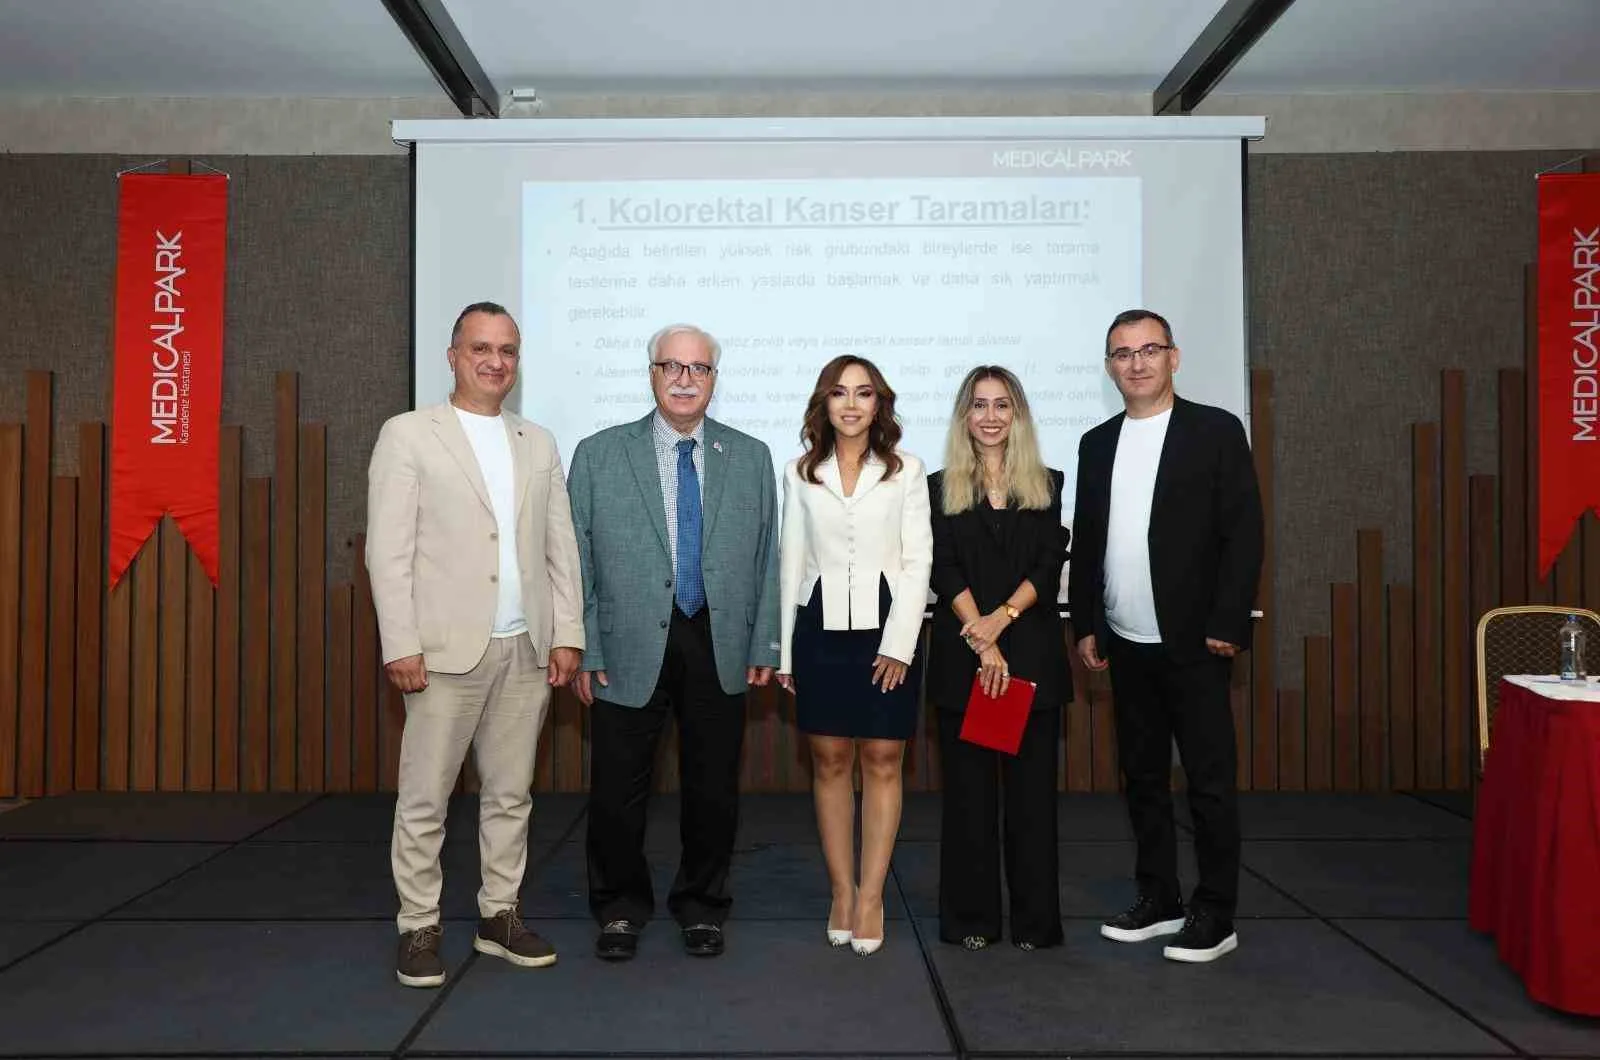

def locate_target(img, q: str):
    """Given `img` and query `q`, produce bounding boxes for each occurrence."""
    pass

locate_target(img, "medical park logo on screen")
[993,148,1133,170]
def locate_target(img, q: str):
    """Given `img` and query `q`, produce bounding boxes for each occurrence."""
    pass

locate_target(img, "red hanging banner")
[108,173,228,587]
[1536,172,1600,577]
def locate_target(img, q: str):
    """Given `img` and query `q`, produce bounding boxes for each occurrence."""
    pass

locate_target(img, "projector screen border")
[393,115,1267,146]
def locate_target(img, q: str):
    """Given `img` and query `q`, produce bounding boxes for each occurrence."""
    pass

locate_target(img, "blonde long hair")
[940,365,1053,515]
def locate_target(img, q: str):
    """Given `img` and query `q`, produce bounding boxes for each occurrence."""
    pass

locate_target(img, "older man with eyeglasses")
[1068,308,1263,964]
[567,323,781,962]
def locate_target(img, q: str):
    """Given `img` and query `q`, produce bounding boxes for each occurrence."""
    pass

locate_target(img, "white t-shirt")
[1103,407,1171,644]
[452,405,526,637]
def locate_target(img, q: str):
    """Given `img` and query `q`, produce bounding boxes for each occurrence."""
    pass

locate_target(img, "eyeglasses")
[1107,343,1173,365]
[652,360,715,381]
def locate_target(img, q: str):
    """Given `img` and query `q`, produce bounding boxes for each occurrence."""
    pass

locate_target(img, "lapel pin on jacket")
[712,440,723,454]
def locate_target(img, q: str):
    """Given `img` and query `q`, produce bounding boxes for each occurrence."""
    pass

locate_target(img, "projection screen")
[396,116,1264,539]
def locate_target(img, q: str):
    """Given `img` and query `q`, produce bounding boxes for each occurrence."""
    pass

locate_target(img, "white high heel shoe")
[828,894,855,948]
[851,897,884,954]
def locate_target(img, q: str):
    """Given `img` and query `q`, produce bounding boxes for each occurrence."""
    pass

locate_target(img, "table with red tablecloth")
[1470,675,1600,1016]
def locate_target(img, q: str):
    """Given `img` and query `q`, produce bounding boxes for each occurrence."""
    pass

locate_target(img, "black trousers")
[586,606,747,927]
[1105,632,1240,917]
[936,704,1063,947]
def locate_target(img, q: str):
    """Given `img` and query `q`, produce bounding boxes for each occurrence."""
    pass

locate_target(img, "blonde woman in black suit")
[777,355,932,956]
[927,365,1069,952]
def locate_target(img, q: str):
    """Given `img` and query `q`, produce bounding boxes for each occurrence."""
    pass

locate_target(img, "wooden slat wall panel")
[1413,423,1443,789]
[1304,636,1332,791]
[1388,585,1416,789]
[380,683,404,792]
[781,693,802,792]
[214,426,242,791]
[1330,582,1359,791]
[20,372,52,797]
[327,584,352,792]
[187,552,214,790]
[557,692,584,792]
[1440,371,1469,790]
[779,680,800,791]
[130,534,159,791]
[1277,689,1304,791]
[242,478,272,792]
[1250,368,1276,790]
[74,424,104,791]
[654,718,680,793]
[7,355,1569,796]
[735,694,753,793]
[758,688,780,792]
[1498,370,1527,605]
[0,425,22,797]
[1089,669,1118,792]
[103,570,131,792]
[1469,477,1498,629]
[909,694,933,793]
[297,423,326,791]
[1553,537,1583,604]
[535,697,557,794]
[272,373,299,790]
[352,537,379,792]
[1468,478,1498,761]
[1356,531,1386,790]
[1523,265,1551,605]
[1065,654,1092,792]
[158,519,188,790]
[905,695,930,793]
[46,477,76,794]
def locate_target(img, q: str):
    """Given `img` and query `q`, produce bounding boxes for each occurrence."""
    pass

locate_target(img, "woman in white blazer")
[777,355,932,956]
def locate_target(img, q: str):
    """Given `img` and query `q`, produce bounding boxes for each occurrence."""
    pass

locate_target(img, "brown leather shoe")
[396,924,446,988]
[475,906,557,968]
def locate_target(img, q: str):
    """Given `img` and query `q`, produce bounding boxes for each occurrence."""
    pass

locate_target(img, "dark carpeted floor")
[0,788,1593,1059]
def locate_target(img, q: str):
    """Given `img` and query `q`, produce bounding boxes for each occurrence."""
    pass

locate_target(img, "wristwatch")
[1003,604,1021,621]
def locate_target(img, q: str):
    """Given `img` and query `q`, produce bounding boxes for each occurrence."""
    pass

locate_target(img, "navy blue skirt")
[792,577,922,740]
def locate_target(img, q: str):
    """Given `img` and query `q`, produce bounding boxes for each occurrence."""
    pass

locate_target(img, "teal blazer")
[568,413,782,708]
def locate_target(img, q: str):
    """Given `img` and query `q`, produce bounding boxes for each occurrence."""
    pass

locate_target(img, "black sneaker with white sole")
[1162,907,1238,963]
[1100,894,1185,943]
[396,924,446,988]
[475,906,557,968]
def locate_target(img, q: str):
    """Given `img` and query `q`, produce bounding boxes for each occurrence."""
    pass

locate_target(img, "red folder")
[959,674,1037,754]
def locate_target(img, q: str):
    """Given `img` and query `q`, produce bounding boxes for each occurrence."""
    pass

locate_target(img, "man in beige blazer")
[366,302,584,988]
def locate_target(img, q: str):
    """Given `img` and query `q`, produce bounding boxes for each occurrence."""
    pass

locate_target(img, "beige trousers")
[391,635,550,932]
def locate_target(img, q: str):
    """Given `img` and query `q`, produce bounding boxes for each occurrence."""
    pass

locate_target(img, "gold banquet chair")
[1474,605,1600,772]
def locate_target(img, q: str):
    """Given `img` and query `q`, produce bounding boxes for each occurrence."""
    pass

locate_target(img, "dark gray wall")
[0,149,1577,681]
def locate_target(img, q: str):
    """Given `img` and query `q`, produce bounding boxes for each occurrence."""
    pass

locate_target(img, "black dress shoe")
[595,919,640,961]
[681,923,724,957]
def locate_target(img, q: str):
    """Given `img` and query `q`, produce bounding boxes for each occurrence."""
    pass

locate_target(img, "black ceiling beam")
[381,0,500,117]
[1153,0,1298,115]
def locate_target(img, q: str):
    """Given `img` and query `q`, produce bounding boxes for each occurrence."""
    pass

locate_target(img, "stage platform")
[0,789,1595,1059]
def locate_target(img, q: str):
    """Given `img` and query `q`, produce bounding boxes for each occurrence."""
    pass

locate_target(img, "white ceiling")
[444,0,1226,90]
[0,0,1596,101]
[0,0,436,96]
[1224,0,1600,92]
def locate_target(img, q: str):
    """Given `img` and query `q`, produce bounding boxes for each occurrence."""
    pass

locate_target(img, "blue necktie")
[675,439,706,617]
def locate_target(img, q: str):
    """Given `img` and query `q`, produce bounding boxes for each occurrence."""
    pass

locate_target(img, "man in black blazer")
[1068,309,1263,964]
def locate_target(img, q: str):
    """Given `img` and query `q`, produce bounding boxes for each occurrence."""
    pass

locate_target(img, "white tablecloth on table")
[1504,674,1600,702]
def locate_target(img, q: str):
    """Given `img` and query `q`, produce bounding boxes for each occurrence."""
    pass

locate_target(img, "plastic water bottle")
[1558,614,1587,681]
